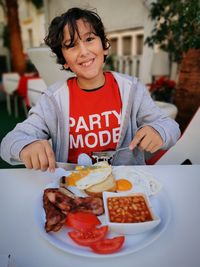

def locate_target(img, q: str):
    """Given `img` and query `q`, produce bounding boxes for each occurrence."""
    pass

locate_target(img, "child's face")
[61,19,108,88]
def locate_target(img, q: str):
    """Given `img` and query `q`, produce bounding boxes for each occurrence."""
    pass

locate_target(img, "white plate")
[34,168,170,258]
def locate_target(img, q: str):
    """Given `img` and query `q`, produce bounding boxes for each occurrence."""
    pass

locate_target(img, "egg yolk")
[67,169,90,186]
[116,179,132,191]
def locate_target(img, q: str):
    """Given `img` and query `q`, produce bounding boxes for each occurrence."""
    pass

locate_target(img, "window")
[136,34,144,55]
[110,38,118,55]
[28,29,33,48]
[122,36,132,55]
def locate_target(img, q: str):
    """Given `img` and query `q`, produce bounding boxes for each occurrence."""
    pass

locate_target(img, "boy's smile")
[62,19,108,89]
[80,59,94,67]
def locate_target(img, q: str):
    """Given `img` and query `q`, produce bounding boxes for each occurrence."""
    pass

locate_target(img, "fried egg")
[65,161,112,190]
[116,178,133,191]
[112,166,162,195]
[67,169,90,186]
[76,166,112,189]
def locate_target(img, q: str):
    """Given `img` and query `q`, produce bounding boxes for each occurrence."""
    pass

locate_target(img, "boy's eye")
[62,33,96,49]
[86,36,95,42]
[62,43,75,49]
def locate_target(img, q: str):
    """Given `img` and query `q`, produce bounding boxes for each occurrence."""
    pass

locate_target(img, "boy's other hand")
[19,140,56,172]
[129,125,163,153]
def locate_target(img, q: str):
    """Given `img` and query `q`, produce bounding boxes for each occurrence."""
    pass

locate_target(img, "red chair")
[16,73,39,116]
[146,150,167,165]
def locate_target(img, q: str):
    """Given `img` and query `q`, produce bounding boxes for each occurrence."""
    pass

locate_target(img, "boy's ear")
[104,49,109,56]
[63,63,69,69]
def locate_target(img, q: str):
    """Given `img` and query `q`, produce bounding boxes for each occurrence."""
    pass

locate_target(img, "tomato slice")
[90,236,125,254]
[66,211,101,232]
[68,225,108,246]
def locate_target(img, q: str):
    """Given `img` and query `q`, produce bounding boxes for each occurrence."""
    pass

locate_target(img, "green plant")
[145,0,200,63]
[104,54,115,71]
[31,0,43,9]
[2,24,10,48]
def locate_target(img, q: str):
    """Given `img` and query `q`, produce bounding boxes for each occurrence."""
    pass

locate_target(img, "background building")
[0,0,169,84]
[43,0,155,84]
[0,0,45,78]
[18,0,45,50]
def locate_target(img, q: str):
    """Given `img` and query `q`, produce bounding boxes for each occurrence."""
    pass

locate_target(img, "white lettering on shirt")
[101,111,112,127]
[85,133,98,148]
[99,130,111,146]
[70,128,120,149]
[76,116,89,132]
[70,110,121,149]
[69,117,75,128]
[89,114,101,130]
[70,134,84,148]
[112,110,121,124]
[113,127,121,143]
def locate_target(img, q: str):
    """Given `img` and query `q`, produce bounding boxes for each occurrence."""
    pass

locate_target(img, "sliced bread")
[85,173,117,197]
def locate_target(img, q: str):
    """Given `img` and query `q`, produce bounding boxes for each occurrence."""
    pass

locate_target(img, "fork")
[77,147,130,166]
[91,146,130,163]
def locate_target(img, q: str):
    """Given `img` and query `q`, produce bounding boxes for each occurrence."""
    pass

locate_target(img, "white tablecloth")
[0,165,200,267]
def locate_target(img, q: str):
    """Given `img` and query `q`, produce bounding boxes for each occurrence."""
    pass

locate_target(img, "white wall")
[44,0,146,31]
[18,0,46,50]
[139,9,154,84]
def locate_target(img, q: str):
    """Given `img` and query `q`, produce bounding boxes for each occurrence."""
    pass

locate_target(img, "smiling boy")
[0,7,180,171]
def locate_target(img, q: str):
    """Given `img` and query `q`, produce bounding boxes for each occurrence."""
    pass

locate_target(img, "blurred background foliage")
[145,0,200,63]
[31,0,43,9]
[145,0,200,131]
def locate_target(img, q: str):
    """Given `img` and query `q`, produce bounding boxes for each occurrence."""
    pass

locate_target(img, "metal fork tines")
[92,147,129,163]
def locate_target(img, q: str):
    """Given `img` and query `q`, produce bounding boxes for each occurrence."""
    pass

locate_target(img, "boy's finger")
[23,156,33,169]
[129,132,145,150]
[31,153,41,170]
[44,143,56,172]
[38,150,49,171]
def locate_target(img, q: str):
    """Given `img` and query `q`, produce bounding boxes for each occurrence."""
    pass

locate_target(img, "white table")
[0,165,200,267]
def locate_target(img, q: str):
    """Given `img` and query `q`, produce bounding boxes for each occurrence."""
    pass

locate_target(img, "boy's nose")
[78,42,89,56]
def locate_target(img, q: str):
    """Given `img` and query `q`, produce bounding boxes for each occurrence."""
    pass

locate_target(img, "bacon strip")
[43,188,104,232]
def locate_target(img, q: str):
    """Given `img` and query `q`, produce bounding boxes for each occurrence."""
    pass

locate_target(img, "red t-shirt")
[68,72,122,163]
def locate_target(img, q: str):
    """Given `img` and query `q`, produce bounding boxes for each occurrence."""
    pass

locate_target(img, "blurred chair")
[27,78,47,107]
[16,74,39,117]
[2,72,20,117]
[27,47,74,86]
[151,51,170,79]
[155,107,200,165]
[155,101,178,119]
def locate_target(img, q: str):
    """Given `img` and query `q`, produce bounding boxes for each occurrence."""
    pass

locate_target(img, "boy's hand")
[19,140,56,172]
[129,126,163,153]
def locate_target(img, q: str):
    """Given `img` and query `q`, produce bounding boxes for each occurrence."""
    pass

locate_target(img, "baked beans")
[107,195,153,223]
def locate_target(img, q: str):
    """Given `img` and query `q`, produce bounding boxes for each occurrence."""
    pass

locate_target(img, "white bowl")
[103,191,161,235]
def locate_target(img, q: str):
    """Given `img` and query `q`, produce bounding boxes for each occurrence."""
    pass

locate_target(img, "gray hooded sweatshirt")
[0,72,180,166]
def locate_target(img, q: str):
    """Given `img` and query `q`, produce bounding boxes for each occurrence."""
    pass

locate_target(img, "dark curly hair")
[44,7,110,70]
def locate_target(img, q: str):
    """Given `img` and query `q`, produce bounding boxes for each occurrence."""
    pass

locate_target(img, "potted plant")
[149,76,176,103]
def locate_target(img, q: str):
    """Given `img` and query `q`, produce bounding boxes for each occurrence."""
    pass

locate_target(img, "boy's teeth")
[82,60,92,67]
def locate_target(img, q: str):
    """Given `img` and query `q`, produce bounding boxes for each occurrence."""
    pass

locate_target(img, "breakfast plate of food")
[34,163,171,257]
